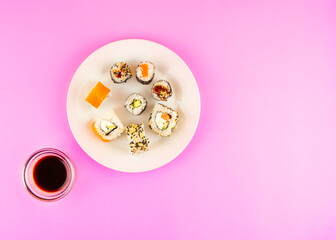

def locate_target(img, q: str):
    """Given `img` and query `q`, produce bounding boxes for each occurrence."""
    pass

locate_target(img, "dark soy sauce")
[33,156,67,192]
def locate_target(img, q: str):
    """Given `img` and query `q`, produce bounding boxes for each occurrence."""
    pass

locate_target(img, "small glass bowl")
[23,148,75,201]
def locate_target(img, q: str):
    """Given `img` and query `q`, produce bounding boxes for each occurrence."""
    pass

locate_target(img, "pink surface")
[1,0,336,239]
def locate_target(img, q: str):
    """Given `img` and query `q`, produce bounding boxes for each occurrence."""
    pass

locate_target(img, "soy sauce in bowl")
[33,156,67,192]
[23,148,75,201]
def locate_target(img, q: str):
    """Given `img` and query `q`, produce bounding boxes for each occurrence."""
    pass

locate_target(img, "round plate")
[67,39,200,172]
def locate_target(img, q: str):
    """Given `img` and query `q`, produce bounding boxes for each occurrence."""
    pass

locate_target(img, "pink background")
[1,0,336,239]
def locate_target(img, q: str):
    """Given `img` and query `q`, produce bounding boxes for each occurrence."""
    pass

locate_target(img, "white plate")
[67,39,200,172]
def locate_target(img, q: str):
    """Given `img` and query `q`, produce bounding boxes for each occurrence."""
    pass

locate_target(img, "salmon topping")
[140,64,148,78]
[85,81,110,108]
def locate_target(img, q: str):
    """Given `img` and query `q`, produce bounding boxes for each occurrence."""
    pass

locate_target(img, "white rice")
[136,61,155,84]
[148,103,178,137]
[93,110,125,141]
[151,80,172,101]
[110,62,132,83]
[124,93,147,115]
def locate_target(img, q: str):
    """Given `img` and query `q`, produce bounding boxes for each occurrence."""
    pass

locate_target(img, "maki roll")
[126,124,150,154]
[151,80,172,101]
[149,103,178,137]
[136,61,155,84]
[92,111,125,142]
[110,62,132,83]
[85,81,110,109]
[124,93,147,115]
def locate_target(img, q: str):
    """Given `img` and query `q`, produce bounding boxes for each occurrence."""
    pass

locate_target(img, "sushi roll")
[110,62,132,83]
[149,103,178,137]
[92,111,125,142]
[151,80,172,101]
[85,81,110,109]
[126,124,149,154]
[124,93,147,115]
[136,61,155,84]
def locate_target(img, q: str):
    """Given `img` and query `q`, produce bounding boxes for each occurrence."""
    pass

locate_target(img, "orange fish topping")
[140,64,148,78]
[85,81,110,109]
[161,112,171,121]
